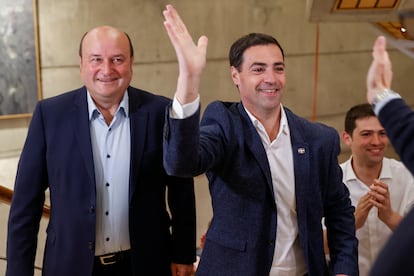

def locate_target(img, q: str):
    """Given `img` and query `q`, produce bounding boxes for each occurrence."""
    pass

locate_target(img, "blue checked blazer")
[164,101,358,276]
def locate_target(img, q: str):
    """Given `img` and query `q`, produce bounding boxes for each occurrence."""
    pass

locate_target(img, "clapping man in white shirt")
[340,103,414,276]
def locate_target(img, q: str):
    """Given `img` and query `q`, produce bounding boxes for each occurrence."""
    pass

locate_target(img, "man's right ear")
[342,131,352,146]
[230,66,240,87]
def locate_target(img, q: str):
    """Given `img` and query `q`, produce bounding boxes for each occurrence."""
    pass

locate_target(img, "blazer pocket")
[207,230,247,252]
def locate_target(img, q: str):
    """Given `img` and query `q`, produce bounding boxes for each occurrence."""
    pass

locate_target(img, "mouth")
[368,148,383,154]
[259,88,279,94]
[97,77,118,83]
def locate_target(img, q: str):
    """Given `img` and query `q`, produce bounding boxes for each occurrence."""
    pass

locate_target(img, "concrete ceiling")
[306,0,414,58]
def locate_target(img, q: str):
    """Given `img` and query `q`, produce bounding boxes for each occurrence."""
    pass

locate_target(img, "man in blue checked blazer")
[162,5,358,276]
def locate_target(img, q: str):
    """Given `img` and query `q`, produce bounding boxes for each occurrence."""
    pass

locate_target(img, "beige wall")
[1,0,413,268]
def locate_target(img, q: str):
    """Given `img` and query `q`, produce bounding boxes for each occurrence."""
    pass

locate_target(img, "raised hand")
[366,36,393,104]
[163,4,208,104]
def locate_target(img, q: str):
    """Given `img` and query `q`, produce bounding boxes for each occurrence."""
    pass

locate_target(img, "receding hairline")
[78,26,134,58]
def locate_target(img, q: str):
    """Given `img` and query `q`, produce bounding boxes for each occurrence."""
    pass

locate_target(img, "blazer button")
[89,206,95,213]
[88,242,95,251]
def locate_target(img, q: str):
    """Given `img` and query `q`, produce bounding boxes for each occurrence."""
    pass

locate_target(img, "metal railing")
[0,184,49,275]
[0,185,50,217]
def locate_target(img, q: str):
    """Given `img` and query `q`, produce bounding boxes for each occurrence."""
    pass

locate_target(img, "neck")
[351,158,382,186]
[253,107,282,141]
[92,94,124,125]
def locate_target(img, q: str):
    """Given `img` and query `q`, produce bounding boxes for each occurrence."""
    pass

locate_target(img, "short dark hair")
[78,31,134,58]
[344,103,376,135]
[229,33,285,71]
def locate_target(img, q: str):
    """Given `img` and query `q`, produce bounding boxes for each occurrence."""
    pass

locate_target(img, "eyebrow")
[88,54,125,58]
[249,61,285,68]
[359,129,386,133]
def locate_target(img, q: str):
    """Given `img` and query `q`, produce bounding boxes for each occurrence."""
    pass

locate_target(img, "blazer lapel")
[72,87,96,187]
[284,108,310,238]
[128,89,148,202]
[237,104,275,201]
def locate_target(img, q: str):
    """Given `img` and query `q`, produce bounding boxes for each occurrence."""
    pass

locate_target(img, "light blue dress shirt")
[87,91,131,255]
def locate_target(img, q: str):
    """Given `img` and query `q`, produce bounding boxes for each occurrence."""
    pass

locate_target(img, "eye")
[275,65,285,73]
[112,57,124,64]
[89,56,103,63]
[251,66,265,73]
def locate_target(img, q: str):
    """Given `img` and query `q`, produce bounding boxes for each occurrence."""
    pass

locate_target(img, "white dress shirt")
[88,91,131,255]
[341,157,414,276]
[172,97,307,276]
[245,107,307,276]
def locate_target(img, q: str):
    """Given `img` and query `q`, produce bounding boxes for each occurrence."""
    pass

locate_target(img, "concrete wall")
[1,0,413,271]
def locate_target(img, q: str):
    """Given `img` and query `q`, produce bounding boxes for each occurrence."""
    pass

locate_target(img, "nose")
[371,133,382,145]
[263,70,277,84]
[101,59,113,75]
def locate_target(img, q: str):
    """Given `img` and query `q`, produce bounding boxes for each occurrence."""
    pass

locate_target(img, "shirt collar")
[343,157,358,182]
[343,156,391,182]
[87,90,129,120]
[244,103,290,138]
[378,157,392,179]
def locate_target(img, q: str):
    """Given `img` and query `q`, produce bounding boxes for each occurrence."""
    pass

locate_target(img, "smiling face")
[231,44,286,118]
[343,116,389,167]
[80,26,133,106]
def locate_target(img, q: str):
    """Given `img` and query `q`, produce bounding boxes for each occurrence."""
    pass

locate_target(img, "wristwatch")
[371,88,398,108]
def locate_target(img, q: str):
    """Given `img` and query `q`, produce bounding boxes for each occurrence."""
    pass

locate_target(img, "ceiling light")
[399,10,414,39]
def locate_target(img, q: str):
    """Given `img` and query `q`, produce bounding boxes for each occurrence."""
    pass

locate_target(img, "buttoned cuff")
[373,93,401,115]
[170,95,200,119]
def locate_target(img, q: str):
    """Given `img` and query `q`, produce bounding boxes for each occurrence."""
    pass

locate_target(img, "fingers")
[163,5,187,48]
[162,4,208,56]
[372,36,392,89]
[355,193,374,228]
[357,193,374,211]
[197,36,209,56]
[171,263,194,276]
[366,36,393,103]
[369,180,390,208]
[370,180,388,196]
[163,5,188,37]
[368,36,392,90]
[372,36,387,59]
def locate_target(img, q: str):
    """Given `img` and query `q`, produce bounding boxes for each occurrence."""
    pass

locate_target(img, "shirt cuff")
[373,93,401,115]
[170,95,200,119]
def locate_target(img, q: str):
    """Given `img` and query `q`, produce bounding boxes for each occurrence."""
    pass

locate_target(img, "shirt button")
[88,242,95,250]
[106,237,110,242]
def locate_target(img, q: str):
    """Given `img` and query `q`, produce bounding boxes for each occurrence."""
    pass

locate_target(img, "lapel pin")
[297,148,305,154]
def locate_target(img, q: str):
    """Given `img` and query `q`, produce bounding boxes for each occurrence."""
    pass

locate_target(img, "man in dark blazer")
[366,36,414,275]
[162,5,358,276]
[6,26,196,276]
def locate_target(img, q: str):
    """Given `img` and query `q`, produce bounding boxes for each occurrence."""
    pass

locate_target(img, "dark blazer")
[6,86,196,276]
[163,101,358,276]
[369,98,414,275]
